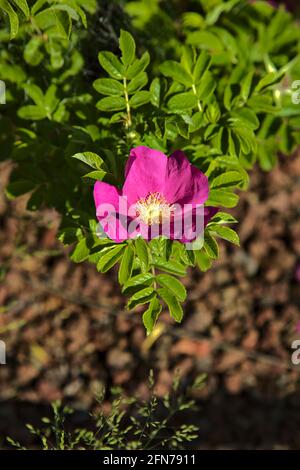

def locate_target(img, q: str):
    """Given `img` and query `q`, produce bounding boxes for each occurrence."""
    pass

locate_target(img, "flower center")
[135,192,174,225]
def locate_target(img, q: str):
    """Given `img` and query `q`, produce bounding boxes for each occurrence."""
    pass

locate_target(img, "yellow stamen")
[135,192,174,225]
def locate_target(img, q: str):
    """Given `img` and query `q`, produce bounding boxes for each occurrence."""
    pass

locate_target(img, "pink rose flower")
[93,146,217,243]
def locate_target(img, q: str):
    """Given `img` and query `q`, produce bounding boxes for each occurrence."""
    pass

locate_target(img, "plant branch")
[123,77,132,128]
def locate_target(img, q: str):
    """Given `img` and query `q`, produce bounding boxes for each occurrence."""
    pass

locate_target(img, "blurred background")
[1,150,300,449]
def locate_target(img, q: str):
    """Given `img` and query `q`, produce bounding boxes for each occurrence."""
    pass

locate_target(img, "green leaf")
[122,272,154,294]
[97,96,126,111]
[97,245,125,273]
[248,95,277,113]
[11,0,29,18]
[5,180,35,199]
[211,171,244,189]
[158,288,183,323]
[204,231,219,259]
[154,260,186,276]
[142,297,162,335]
[168,92,197,111]
[129,91,150,108]
[44,84,59,113]
[209,211,237,225]
[255,70,285,93]
[31,0,47,15]
[160,60,193,86]
[127,287,155,310]
[0,0,19,38]
[127,72,148,94]
[240,70,254,102]
[83,170,106,180]
[47,4,79,21]
[233,127,256,155]
[70,238,90,263]
[187,31,224,52]
[118,245,134,284]
[182,11,205,29]
[17,105,47,120]
[47,39,64,69]
[181,45,194,73]
[195,249,211,271]
[193,50,211,83]
[23,83,44,106]
[58,227,83,245]
[210,225,240,246]
[206,0,240,24]
[150,77,161,107]
[93,78,124,96]
[197,71,216,102]
[72,152,104,170]
[205,101,221,123]
[135,237,149,273]
[230,108,259,130]
[120,30,136,67]
[189,111,205,132]
[206,189,239,208]
[127,51,150,79]
[98,51,124,79]
[24,37,43,66]
[156,274,187,302]
[53,10,72,39]
[224,84,233,111]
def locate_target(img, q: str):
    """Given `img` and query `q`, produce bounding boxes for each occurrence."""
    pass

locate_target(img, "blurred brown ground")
[0,153,300,449]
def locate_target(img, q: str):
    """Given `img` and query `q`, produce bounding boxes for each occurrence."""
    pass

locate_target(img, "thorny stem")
[123,77,132,128]
[192,84,202,112]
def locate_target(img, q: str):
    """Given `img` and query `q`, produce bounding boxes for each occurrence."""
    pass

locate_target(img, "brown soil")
[0,153,300,449]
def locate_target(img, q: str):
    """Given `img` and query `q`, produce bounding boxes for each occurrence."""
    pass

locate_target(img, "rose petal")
[94,181,122,212]
[99,212,132,243]
[94,181,131,242]
[170,205,218,243]
[164,150,209,206]
[123,146,168,205]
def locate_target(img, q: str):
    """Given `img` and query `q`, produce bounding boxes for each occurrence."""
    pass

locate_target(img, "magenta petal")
[122,146,168,205]
[100,213,131,243]
[164,150,209,206]
[170,205,218,243]
[170,205,202,243]
[93,181,122,212]
[94,181,129,242]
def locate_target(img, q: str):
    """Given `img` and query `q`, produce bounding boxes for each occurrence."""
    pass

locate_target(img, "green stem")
[192,84,202,112]
[123,77,132,128]
[151,264,157,290]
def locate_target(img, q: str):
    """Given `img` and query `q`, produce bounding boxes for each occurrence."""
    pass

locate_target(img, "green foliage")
[6,372,204,450]
[96,29,150,125]
[1,0,299,331]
